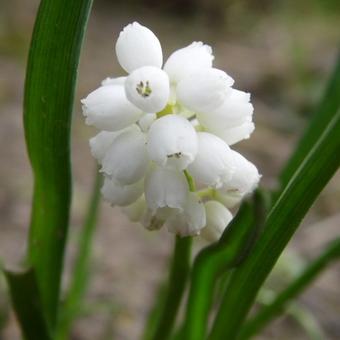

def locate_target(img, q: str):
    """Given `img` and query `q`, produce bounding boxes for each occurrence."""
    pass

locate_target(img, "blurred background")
[0,0,339,339]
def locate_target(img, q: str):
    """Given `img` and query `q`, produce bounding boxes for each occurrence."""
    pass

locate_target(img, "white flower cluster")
[82,22,260,242]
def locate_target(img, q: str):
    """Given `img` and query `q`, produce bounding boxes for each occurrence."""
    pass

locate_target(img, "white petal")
[214,119,255,146]
[163,42,214,83]
[222,150,260,196]
[89,125,138,164]
[142,207,174,230]
[201,201,232,242]
[122,196,147,222]
[101,76,126,86]
[138,113,157,132]
[188,132,235,188]
[197,89,254,130]
[144,166,189,213]
[89,131,120,164]
[176,68,234,113]
[125,66,170,113]
[147,114,198,170]
[213,190,243,209]
[167,193,206,237]
[81,85,142,131]
[101,177,143,206]
[101,127,149,185]
[115,22,163,73]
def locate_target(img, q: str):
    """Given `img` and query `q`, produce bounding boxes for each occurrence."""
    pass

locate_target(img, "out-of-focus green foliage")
[56,171,102,340]
[239,237,340,339]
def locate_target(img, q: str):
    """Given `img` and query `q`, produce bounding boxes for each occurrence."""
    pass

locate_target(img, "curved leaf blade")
[22,0,93,328]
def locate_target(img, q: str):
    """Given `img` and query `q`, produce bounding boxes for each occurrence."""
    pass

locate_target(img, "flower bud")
[115,22,163,73]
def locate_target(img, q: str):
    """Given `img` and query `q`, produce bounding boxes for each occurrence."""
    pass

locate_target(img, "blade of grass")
[22,0,93,329]
[209,107,340,339]
[150,236,192,340]
[280,54,340,186]
[4,268,51,340]
[56,170,102,340]
[183,191,266,340]
[238,237,340,339]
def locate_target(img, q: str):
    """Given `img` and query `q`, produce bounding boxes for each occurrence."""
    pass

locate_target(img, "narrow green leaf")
[150,236,192,340]
[239,238,340,339]
[23,0,93,328]
[4,268,51,340]
[280,54,340,186]
[56,170,102,340]
[182,191,266,340]
[209,107,340,339]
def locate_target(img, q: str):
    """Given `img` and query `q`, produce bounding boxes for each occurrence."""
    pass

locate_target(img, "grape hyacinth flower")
[82,22,260,241]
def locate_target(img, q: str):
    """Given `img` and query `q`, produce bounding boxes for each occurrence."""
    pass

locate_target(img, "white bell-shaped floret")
[176,68,234,113]
[197,89,253,130]
[115,22,163,73]
[167,193,206,237]
[163,42,214,83]
[125,66,170,113]
[101,76,126,86]
[188,132,235,188]
[201,201,232,242]
[222,150,260,196]
[122,196,147,222]
[214,119,255,146]
[147,114,198,170]
[101,177,143,206]
[101,128,149,185]
[89,125,138,164]
[81,85,142,131]
[144,166,189,213]
[89,131,121,164]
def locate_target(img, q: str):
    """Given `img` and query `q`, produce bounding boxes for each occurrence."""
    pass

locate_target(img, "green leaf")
[280,54,340,186]
[20,0,93,329]
[4,268,51,340]
[209,106,340,339]
[182,191,266,340]
[239,238,340,339]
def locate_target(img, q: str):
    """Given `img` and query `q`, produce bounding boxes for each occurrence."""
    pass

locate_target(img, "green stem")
[56,170,102,339]
[151,236,192,340]
[238,238,340,339]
